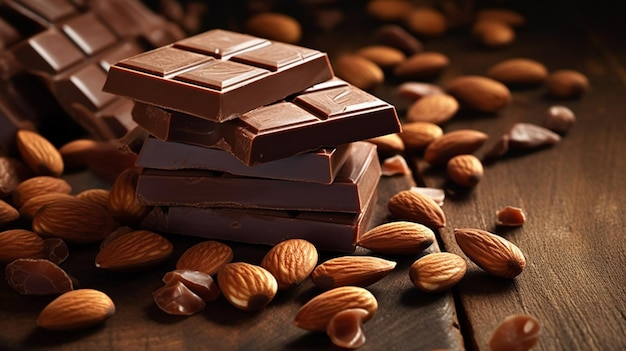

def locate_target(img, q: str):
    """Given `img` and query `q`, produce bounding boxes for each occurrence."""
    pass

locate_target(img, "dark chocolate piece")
[103,29,334,122]
[136,141,380,213]
[136,137,352,184]
[132,78,401,165]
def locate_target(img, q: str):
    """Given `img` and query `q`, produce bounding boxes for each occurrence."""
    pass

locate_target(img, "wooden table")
[1,1,625,350]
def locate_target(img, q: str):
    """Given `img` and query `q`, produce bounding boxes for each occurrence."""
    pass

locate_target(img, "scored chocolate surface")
[136,141,381,212]
[136,137,351,184]
[132,78,401,165]
[103,29,334,122]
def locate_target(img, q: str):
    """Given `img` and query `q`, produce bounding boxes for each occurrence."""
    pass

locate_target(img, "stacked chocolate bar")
[103,29,401,252]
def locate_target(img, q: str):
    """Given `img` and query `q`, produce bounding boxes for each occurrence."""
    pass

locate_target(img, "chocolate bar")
[136,141,380,212]
[136,137,351,184]
[103,29,334,122]
[132,78,401,165]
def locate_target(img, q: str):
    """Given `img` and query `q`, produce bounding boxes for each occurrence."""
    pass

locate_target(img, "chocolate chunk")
[136,142,380,213]
[153,280,206,316]
[5,258,74,295]
[163,270,220,302]
[104,29,334,122]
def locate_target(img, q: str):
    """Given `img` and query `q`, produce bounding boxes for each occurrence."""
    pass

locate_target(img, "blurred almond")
[108,168,150,226]
[404,7,447,37]
[489,314,541,351]
[400,121,443,150]
[176,240,234,276]
[96,229,173,271]
[476,8,526,27]
[545,69,589,99]
[245,12,301,43]
[397,82,444,101]
[374,25,423,55]
[311,256,396,290]
[334,55,384,90]
[76,188,110,209]
[447,76,511,113]
[365,133,405,155]
[406,94,458,124]
[366,0,414,21]
[487,58,548,86]
[394,51,449,79]
[424,129,488,165]
[355,45,406,69]
[358,221,435,255]
[261,238,318,290]
[16,129,63,177]
[388,190,446,228]
[12,176,72,208]
[473,20,515,47]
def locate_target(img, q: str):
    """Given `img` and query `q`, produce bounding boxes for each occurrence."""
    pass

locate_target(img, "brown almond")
[15,129,63,177]
[32,197,118,244]
[366,0,415,21]
[334,55,384,90]
[261,238,318,290]
[12,176,72,209]
[487,58,548,86]
[311,256,396,290]
[394,51,449,79]
[400,122,443,150]
[424,129,489,165]
[387,190,446,228]
[489,314,541,351]
[37,289,115,330]
[0,229,46,263]
[396,82,444,101]
[365,133,405,154]
[454,228,526,278]
[358,221,435,255]
[446,154,484,187]
[0,199,20,226]
[76,188,110,209]
[404,7,447,37]
[545,69,589,98]
[476,9,526,27]
[108,168,150,226]
[0,157,31,198]
[95,229,173,271]
[447,75,511,113]
[294,286,378,331]
[409,252,466,292]
[176,240,234,276]
[374,25,423,55]
[245,12,301,43]
[496,206,526,227]
[59,139,137,184]
[406,94,458,124]
[355,45,406,69]
[19,192,75,220]
[473,20,515,47]
[217,262,278,311]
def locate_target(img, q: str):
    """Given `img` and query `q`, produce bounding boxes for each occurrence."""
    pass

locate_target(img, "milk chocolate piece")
[136,137,351,184]
[5,258,74,295]
[132,78,401,165]
[103,29,334,122]
[136,142,380,213]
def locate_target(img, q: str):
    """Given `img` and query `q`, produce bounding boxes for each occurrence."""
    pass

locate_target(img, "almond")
[19,192,75,220]
[95,229,173,271]
[424,129,488,165]
[374,25,423,55]
[393,51,449,79]
[334,55,384,90]
[217,262,278,311]
[472,20,515,47]
[0,157,31,198]
[487,58,548,86]
[454,228,526,278]
[409,252,466,292]
[0,229,46,263]
[496,206,526,227]
[446,154,484,187]
[545,69,589,98]
[12,176,72,208]
[15,129,64,177]
[396,82,444,101]
[387,190,446,228]
[32,197,118,244]
[76,188,110,209]
[406,94,458,124]
[358,221,435,255]
[311,256,396,290]
[366,0,415,21]
[245,12,301,43]
[489,314,541,351]
[0,199,19,226]
[37,289,115,330]
[476,9,526,27]
[399,121,443,150]
[365,133,405,155]
[355,45,406,69]
[294,286,378,331]
[108,168,150,226]
[404,7,447,37]
[176,240,234,276]
[261,238,318,290]
[447,76,511,113]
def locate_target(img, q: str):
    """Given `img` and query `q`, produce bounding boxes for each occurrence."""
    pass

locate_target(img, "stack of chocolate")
[103,29,401,252]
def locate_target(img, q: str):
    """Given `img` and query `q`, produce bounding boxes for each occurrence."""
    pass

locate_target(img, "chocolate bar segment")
[103,29,334,122]
[132,78,401,165]
[136,141,380,212]
[136,137,351,184]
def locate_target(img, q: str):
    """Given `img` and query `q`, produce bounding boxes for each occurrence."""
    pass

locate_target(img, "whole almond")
[37,289,115,330]
[59,139,137,183]
[487,58,548,86]
[400,122,443,150]
[404,7,447,37]
[76,188,110,209]
[176,240,234,276]
[472,20,515,47]
[245,12,301,43]
[406,94,458,124]
[95,229,173,271]
[217,262,278,311]
[424,129,489,165]
[365,133,405,154]
[32,197,118,244]
[0,157,31,198]
[358,221,435,255]
[489,314,541,351]
[409,252,467,292]
[454,228,526,278]
[261,238,318,290]
[393,52,449,79]
[15,129,63,177]
[374,25,423,55]
[0,199,20,226]
[366,0,415,21]
[388,190,446,228]
[108,168,150,226]
[447,76,511,113]
[0,229,46,263]
[446,154,484,187]
[545,69,589,98]
[311,256,396,290]
[476,9,526,27]
[19,193,75,220]
[294,286,378,331]
[12,176,72,208]
[334,55,384,90]
[355,45,406,69]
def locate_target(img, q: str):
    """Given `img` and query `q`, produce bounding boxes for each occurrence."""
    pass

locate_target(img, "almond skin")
[311,256,396,290]
[19,192,75,220]
[0,229,46,263]
[294,286,378,331]
[245,12,301,43]
[217,262,278,311]
[261,238,318,290]
[108,168,150,226]
[447,75,512,113]
[37,289,115,330]
[454,228,526,278]
[358,221,435,255]
[446,154,484,188]
[12,176,72,209]
[406,94,458,124]
[388,190,446,228]
[95,230,174,271]
[545,69,589,98]
[400,122,443,150]
[409,252,467,292]
[487,58,548,86]
[424,129,488,165]
[176,240,234,276]
[15,129,63,177]
[394,52,449,79]
[334,55,384,90]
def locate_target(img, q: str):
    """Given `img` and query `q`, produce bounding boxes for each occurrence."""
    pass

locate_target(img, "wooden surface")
[2,1,626,350]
